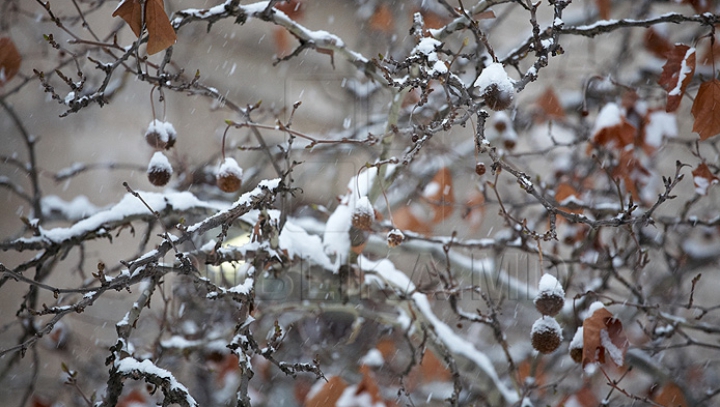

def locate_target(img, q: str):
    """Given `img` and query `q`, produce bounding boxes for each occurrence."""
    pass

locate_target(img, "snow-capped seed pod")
[147,151,172,187]
[352,196,375,231]
[534,273,565,317]
[569,327,583,363]
[216,158,243,193]
[387,228,404,248]
[531,316,563,354]
[145,119,177,150]
[474,62,515,111]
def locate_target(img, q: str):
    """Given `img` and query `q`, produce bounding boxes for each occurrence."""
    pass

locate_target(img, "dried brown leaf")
[274,0,304,20]
[593,118,636,149]
[419,9,450,30]
[692,162,719,195]
[653,382,688,407]
[612,149,650,203]
[691,79,720,140]
[355,365,383,403]
[423,167,455,223]
[305,376,347,407]
[555,183,583,214]
[595,0,611,20]
[369,4,394,33]
[112,0,177,55]
[582,306,628,367]
[659,44,695,112]
[0,37,22,86]
[535,86,565,120]
[643,28,673,59]
[392,205,431,235]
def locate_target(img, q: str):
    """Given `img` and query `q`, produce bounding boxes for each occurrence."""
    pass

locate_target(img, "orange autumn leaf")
[659,44,695,113]
[518,357,545,390]
[582,305,629,368]
[30,397,52,407]
[423,167,455,223]
[555,183,583,214]
[419,9,450,30]
[593,118,636,150]
[692,162,719,195]
[392,205,431,235]
[305,376,347,407]
[535,86,565,121]
[653,381,688,407]
[611,148,650,203]
[214,353,239,383]
[595,0,611,20]
[117,389,148,407]
[112,0,177,55]
[691,79,720,140]
[643,28,673,59]
[274,0,304,20]
[375,337,397,361]
[369,4,394,33]
[0,37,21,86]
[273,28,291,57]
[417,350,451,383]
[355,365,384,404]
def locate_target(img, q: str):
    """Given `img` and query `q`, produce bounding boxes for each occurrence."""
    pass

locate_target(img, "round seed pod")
[387,228,404,248]
[352,197,375,231]
[145,120,177,150]
[482,83,513,111]
[147,151,172,187]
[531,316,563,354]
[534,274,565,317]
[216,158,243,193]
[569,327,583,363]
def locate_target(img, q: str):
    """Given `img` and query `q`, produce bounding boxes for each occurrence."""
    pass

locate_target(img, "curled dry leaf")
[369,4,395,33]
[392,205,431,235]
[591,103,636,151]
[595,0,611,20]
[643,28,673,59]
[423,167,455,224]
[0,37,22,86]
[691,79,720,140]
[274,0,304,20]
[272,0,303,57]
[582,304,629,368]
[534,86,565,121]
[691,162,719,195]
[305,376,347,407]
[418,9,451,30]
[659,44,695,113]
[555,183,584,214]
[353,365,384,404]
[112,0,177,55]
[653,381,688,407]
[611,148,650,203]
